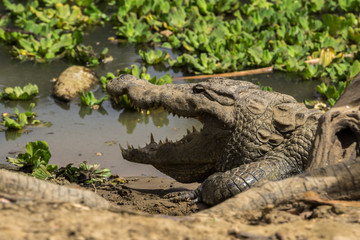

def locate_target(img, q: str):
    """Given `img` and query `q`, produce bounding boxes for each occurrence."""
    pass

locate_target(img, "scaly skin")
[107,75,322,205]
[0,169,109,209]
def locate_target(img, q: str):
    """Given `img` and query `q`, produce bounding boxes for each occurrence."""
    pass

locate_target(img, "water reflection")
[78,105,108,119]
[5,129,31,141]
[3,99,38,110]
[53,99,70,110]
[118,108,169,134]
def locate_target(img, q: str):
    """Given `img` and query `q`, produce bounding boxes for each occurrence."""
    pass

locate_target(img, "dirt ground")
[0,176,359,240]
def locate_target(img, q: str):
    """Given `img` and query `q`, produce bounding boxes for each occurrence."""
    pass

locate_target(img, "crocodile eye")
[193,85,205,94]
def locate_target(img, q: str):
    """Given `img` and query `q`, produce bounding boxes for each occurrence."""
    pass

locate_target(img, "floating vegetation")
[0,0,109,66]
[79,91,109,108]
[109,0,360,104]
[1,0,360,105]
[0,83,38,100]
[1,103,40,130]
[7,140,112,183]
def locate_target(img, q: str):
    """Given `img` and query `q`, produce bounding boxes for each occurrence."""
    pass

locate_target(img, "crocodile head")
[107,75,260,183]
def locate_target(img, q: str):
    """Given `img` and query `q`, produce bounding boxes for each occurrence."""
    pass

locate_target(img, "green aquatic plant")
[139,49,169,65]
[2,0,360,105]
[118,65,173,85]
[110,0,360,103]
[2,103,40,130]
[7,141,112,183]
[0,0,108,65]
[56,161,112,184]
[79,91,109,107]
[257,82,273,92]
[316,81,348,107]
[1,83,39,100]
[100,72,116,91]
[7,141,56,177]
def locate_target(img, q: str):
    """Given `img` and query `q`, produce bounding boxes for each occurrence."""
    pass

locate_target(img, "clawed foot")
[165,189,201,205]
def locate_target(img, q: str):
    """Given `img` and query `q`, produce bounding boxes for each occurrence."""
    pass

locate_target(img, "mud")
[0,176,359,240]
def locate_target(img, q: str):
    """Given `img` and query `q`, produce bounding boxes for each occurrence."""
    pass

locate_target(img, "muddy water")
[0,26,320,177]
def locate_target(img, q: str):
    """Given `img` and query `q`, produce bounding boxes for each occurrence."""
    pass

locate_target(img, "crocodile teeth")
[165,137,169,143]
[113,96,119,104]
[187,129,191,134]
[119,144,125,151]
[192,126,197,132]
[150,133,155,143]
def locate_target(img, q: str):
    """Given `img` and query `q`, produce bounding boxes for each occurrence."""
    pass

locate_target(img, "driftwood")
[308,74,360,169]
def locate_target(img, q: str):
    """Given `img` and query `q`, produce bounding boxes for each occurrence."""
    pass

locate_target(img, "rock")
[53,66,98,102]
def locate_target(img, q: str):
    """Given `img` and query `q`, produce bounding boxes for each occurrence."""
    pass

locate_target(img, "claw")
[165,190,201,205]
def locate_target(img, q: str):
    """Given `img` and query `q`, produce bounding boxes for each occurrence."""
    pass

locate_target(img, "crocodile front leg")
[170,155,302,205]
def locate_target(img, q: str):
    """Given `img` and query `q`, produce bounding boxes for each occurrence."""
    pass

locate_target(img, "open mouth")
[118,99,231,183]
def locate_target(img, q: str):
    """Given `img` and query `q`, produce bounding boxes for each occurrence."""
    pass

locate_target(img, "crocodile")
[106,74,323,205]
[0,74,358,215]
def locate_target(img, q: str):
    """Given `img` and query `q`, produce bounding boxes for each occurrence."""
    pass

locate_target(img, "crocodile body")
[107,75,322,205]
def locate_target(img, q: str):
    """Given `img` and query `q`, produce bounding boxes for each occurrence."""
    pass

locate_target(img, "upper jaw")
[106,74,236,125]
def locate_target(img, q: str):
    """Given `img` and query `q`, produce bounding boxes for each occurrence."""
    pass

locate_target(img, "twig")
[173,53,355,81]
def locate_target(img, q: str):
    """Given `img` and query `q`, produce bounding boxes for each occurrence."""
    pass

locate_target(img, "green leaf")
[349,60,360,79]
[328,98,336,107]
[316,82,327,96]
[49,33,73,53]
[19,38,34,52]
[309,0,324,12]
[79,91,108,106]
[139,49,168,65]
[196,0,208,14]
[32,165,52,180]
[3,0,24,14]
[322,14,348,37]
[131,65,140,78]
[2,84,38,100]
[3,117,22,130]
[17,113,28,127]
[247,47,262,65]
[7,157,25,167]
[319,48,335,68]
